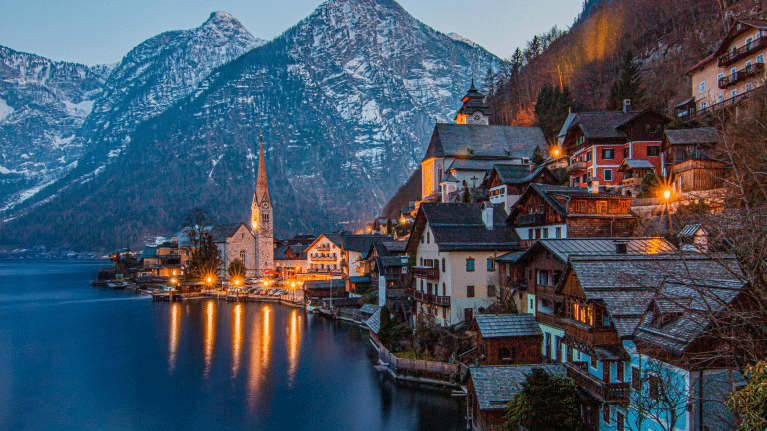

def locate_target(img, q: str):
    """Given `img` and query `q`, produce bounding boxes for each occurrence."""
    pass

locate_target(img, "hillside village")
[94,15,767,431]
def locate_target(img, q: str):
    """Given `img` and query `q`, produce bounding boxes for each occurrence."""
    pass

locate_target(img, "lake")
[0,260,465,431]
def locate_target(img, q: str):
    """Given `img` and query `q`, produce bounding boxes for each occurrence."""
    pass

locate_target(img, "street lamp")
[663,189,671,200]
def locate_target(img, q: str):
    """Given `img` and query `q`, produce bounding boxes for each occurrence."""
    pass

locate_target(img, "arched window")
[240,251,246,265]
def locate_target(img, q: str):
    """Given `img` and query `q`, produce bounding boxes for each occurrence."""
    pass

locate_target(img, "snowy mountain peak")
[447,32,479,48]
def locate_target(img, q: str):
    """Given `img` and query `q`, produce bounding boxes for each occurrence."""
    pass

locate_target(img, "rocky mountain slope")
[0,0,498,250]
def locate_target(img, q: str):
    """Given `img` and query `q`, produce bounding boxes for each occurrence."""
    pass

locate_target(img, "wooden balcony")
[517,213,546,226]
[718,37,767,67]
[414,291,431,303]
[412,266,439,279]
[567,160,589,174]
[565,362,630,405]
[719,63,765,89]
[310,253,338,261]
[535,284,560,300]
[536,311,566,329]
[433,295,451,306]
[621,176,642,187]
[562,318,621,346]
[413,290,450,306]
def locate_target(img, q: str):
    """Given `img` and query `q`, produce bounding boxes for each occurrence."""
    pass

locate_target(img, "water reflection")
[248,305,273,410]
[168,302,181,373]
[231,303,243,378]
[287,308,301,388]
[203,299,217,378]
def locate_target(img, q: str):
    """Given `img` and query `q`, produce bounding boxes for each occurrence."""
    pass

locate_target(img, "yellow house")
[406,202,522,326]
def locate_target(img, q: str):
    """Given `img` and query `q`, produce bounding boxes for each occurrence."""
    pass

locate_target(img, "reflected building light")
[168,302,182,373]
[231,303,243,378]
[287,308,301,388]
[248,305,273,412]
[203,299,217,378]
[261,306,272,370]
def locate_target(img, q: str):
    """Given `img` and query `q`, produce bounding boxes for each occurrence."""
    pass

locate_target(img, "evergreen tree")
[531,146,545,165]
[607,50,646,110]
[534,83,579,142]
[504,369,582,431]
[509,48,524,74]
[227,258,246,279]
[385,218,393,234]
[187,234,223,281]
[462,180,472,203]
[482,66,496,97]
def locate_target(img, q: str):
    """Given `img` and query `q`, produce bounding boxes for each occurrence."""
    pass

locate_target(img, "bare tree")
[183,207,214,252]
[627,354,689,431]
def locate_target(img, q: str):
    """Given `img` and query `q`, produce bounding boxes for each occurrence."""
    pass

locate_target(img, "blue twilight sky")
[1,0,583,66]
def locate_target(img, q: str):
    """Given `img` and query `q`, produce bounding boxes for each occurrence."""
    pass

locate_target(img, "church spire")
[256,133,270,204]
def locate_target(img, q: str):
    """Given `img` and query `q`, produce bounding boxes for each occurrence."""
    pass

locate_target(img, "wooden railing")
[565,362,630,405]
[718,63,765,88]
[414,291,431,303]
[414,290,450,306]
[517,213,546,226]
[567,160,589,173]
[562,318,621,346]
[433,295,451,306]
[412,266,439,279]
[718,38,767,66]
[536,311,565,329]
[535,284,559,299]
[375,337,461,375]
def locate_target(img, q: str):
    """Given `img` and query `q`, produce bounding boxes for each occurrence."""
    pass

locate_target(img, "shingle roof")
[366,308,382,334]
[447,159,502,172]
[559,111,637,139]
[422,123,547,162]
[511,184,626,219]
[664,127,722,146]
[382,241,407,253]
[496,250,525,263]
[360,304,379,315]
[208,223,248,243]
[470,364,567,411]
[475,314,542,338]
[412,203,521,252]
[492,163,549,185]
[343,234,392,253]
[620,159,655,170]
[679,224,703,237]
[518,237,676,264]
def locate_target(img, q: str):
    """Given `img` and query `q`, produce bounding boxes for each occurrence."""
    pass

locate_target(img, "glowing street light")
[663,189,671,200]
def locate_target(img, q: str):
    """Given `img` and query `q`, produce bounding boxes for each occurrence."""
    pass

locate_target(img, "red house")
[558,103,670,191]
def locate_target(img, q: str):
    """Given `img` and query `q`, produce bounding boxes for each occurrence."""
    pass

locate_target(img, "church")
[250,135,275,277]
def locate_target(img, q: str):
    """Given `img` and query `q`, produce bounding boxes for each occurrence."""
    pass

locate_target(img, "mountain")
[0,11,264,215]
[0,0,499,251]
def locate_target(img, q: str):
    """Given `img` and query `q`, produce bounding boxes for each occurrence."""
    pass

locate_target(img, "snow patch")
[63,100,94,118]
[0,98,14,122]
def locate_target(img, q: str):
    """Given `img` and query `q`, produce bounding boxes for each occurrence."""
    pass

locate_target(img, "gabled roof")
[343,234,392,253]
[366,308,382,334]
[469,364,567,411]
[307,233,344,251]
[714,19,767,58]
[422,123,547,162]
[679,224,704,237]
[664,127,722,146]
[491,163,552,186]
[565,254,743,337]
[208,223,249,243]
[407,203,521,253]
[559,109,670,140]
[619,159,655,171]
[446,158,503,172]
[475,314,542,338]
[508,183,628,220]
[516,237,676,264]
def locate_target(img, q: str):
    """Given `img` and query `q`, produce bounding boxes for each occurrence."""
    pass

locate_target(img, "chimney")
[481,201,494,230]
[623,99,632,114]
[614,239,629,254]
[590,179,600,194]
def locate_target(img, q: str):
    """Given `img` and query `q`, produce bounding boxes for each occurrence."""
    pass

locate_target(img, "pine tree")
[187,234,223,281]
[534,83,579,142]
[482,66,496,97]
[462,180,472,203]
[606,50,646,110]
[531,145,545,164]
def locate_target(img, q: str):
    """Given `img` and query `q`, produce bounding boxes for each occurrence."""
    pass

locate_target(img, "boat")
[107,281,128,289]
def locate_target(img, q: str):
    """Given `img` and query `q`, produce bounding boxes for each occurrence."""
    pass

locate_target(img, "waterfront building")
[251,135,275,277]
[341,234,392,292]
[208,223,257,278]
[506,184,636,247]
[273,244,308,275]
[678,19,767,118]
[473,314,543,366]
[467,364,566,431]
[406,202,521,326]
[558,106,669,190]
[420,80,547,201]
[360,240,409,310]
[305,234,344,277]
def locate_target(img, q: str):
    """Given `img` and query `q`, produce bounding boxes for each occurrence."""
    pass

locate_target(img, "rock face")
[0,0,499,250]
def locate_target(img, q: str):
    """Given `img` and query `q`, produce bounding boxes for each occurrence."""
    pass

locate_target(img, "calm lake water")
[0,260,465,431]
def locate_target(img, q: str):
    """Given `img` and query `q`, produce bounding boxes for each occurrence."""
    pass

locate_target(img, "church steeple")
[251,132,274,277]
[454,76,492,125]
[256,133,270,205]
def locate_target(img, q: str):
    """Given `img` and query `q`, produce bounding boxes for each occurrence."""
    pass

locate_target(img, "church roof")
[255,135,270,205]
[208,223,249,243]
[455,78,492,118]
[422,123,547,162]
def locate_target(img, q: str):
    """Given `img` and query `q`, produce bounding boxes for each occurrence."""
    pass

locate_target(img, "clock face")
[473,113,482,121]
[262,203,268,208]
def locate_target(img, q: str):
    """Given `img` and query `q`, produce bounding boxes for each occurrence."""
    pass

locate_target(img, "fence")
[375,339,460,375]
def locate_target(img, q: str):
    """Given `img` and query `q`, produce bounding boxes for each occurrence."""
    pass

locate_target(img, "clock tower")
[454,77,492,125]
[251,134,274,277]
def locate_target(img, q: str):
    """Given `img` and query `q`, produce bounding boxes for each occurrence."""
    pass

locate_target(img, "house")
[558,106,670,189]
[663,127,727,193]
[341,234,392,292]
[406,202,522,326]
[274,244,308,274]
[420,81,547,200]
[467,364,567,431]
[207,223,257,278]
[506,184,637,247]
[679,19,767,118]
[361,240,409,310]
[546,253,744,431]
[305,233,344,277]
[474,314,543,365]
[486,163,560,213]
[617,159,655,197]
[302,279,348,302]
[678,223,709,253]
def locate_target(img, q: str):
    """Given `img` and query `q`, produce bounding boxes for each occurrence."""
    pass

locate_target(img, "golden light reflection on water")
[231,303,243,378]
[248,305,273,410]
[168,302,181,373]
[287,308,301,388]
[203,299,217,378]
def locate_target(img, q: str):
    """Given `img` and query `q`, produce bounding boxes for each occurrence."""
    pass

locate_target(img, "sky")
[1,0,583,66]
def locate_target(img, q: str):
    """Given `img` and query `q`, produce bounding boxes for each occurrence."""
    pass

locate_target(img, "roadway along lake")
[0,260,465,431]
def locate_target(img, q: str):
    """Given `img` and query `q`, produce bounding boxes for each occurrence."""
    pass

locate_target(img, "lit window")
[699,81,705,93]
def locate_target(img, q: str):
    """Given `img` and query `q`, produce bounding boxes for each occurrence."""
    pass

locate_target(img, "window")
[467,285,475,297]
[586,151,592,162]
[542,228,549,239]
[604,169,613,182]
[746,82,754,91]
[240,251,246,265]
[718,94,725,103]
[649,375,661,401]
[488,285,496,297]
[581,174,587,184]
[603,404,611,425]
[535,228,541,239]
[545,333,552,359]
[442,283,446,296]
[602,148,614,159]
[701,101,707,109]
[731,89,738,98]
[747,59,753,68]
[731,66,738,76]
[699,81,705,93]
[441,258,445,272]
[499,347,512,360]
[427,232,430,243]
[647,145,660,156]
[466,258,475,272]
[617,361,625,382]
[623,147,629,158]
[590,355,597,369]
[758,54,764,64]
[596,201,607,214]
[528,229,533,240]
[747,37,753,47]
[486,258,494,271]
[555,227,562,238]
[718,72,725,81]
[537,271,549,286]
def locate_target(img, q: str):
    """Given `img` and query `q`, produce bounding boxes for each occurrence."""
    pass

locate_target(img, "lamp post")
[662,188,674,232]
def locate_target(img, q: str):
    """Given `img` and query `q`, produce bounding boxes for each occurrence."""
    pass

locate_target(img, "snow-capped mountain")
[1,0,499,250]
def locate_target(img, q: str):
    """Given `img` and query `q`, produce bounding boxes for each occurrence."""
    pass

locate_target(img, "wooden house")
[663,127,727,193]
[486,163,560,213]
[473,314,543,365]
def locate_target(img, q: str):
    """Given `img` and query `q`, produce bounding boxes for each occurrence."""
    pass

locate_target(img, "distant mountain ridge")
[0,0,499,250]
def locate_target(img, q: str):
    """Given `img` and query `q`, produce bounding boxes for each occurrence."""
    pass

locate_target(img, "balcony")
[433,295,451,306]
[621,176,642,187]
[516,213,546,226]
[562,318,621,346]
[310,253,338,261]
[413,290,450,306]
[536,311,565,329]
[412,266,439,279]
[414,291,431,303]
[565,362,630,405]
[718,37,767,67]
[567,160,589,174]
[535,284,559,299]
[719,63,765,89]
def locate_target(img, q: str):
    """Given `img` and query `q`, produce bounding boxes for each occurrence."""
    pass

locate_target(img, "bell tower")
[251,133,274,277]
[454,77,492,125]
